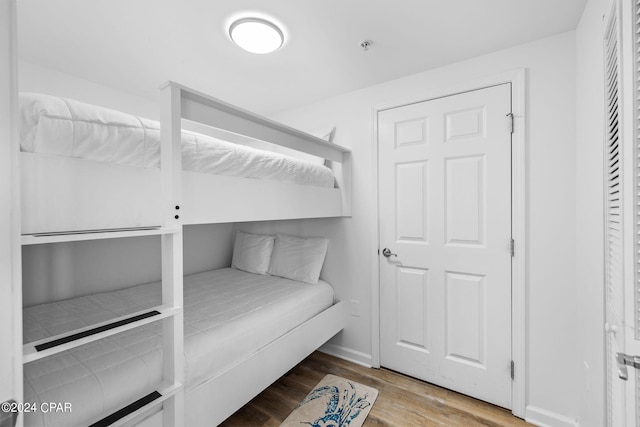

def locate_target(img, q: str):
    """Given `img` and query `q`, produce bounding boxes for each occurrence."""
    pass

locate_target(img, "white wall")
[18,62,235,306]
[19,61,158,118]
[242,31,580,424]
[22,224,234,306]
[575,0,606,426]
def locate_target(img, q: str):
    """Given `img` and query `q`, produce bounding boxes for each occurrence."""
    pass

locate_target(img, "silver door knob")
[382,248,397,258]
[615,352,640,381]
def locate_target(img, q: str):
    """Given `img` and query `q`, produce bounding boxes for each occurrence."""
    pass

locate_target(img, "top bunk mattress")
[22,268,335,426]
[19,93,335,188]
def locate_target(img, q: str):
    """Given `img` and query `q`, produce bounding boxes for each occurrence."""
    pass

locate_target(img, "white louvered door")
[605,0,640,425]
[604,2,626,424]
[623,0,640,424]
[628,1,640,424]
[604,1,624,424]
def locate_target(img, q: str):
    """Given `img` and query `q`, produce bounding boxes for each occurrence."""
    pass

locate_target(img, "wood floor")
[220,351,531,426]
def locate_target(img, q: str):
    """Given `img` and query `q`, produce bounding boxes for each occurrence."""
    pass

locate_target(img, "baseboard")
[525,406,578,427]
[319,343,372,367]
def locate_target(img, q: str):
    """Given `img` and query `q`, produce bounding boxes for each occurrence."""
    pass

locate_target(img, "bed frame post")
[0,1,23,426]
[160,83,184,425]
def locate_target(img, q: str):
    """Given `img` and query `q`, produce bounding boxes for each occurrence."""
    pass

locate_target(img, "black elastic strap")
[35,310,161,352]
[89,391,162,427]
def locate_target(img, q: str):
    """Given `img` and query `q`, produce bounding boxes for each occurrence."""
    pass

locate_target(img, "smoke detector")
[360,40,373,51]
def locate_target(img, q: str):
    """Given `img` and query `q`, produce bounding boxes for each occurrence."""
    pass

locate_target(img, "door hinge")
[510,360,515,380]
[506,112,514,134]
[510,238,515,257]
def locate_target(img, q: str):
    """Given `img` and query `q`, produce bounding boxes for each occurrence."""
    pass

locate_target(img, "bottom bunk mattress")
[22,268,335,426]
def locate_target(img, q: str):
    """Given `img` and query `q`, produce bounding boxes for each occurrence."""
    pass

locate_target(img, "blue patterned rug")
[280,374,378,427]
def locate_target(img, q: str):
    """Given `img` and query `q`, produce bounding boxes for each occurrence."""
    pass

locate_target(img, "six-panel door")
[378,84,513,408]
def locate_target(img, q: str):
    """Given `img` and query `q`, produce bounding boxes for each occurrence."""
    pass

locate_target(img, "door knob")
[382,248,397,258]
[616,352,640,381]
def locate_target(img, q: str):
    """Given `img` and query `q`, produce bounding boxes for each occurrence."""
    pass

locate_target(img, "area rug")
[281,374,378,427]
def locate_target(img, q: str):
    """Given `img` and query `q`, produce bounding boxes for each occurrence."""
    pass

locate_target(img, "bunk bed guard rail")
[160,81,352,224]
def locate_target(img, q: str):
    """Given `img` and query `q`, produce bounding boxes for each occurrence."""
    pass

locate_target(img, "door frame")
[370,69,527,417]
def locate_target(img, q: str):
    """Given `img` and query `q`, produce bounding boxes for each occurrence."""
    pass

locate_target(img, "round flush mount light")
[229,17,284,54]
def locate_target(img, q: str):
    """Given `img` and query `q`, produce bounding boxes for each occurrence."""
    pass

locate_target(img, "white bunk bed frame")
[20,82,352,235]
[17,80,351,427]
[157,82,350,426]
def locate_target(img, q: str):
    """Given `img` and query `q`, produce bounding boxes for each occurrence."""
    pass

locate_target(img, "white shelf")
[21,227,180,245]
[23,304,182,363]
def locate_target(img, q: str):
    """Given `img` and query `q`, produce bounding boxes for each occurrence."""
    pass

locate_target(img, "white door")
[0,1,21,427]
[605,0,640,425]
[378,84,512,408]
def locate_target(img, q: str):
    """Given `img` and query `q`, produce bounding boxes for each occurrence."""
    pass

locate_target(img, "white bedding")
[22,268,335,426]
[19,93,335,188]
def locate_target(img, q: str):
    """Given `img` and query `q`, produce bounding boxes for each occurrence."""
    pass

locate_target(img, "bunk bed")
[20,82,351,235]
[18,82,351,426]
[23,268,340,426]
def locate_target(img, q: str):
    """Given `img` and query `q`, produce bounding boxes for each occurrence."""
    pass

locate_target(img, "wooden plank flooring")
[220,351,531,426]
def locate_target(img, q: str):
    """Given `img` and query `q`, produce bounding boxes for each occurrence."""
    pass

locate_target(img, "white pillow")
[311,126,336,168]
[268,233,329,284]
[310,126,336,142]
[231,231,275,275]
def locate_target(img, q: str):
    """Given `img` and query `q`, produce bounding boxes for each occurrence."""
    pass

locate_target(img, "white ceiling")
[17,0,587,115]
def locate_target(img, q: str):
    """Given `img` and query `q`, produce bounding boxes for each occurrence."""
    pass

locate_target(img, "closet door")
[605,0,640,424]
[622,0,640,424]
[0,1,22,426]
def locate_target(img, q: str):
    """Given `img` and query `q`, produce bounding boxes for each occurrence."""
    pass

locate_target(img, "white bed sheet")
[19,93,335,188]
[22,268,335,426]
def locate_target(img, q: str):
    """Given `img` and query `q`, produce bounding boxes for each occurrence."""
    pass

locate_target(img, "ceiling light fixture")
[229,17,284,54]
